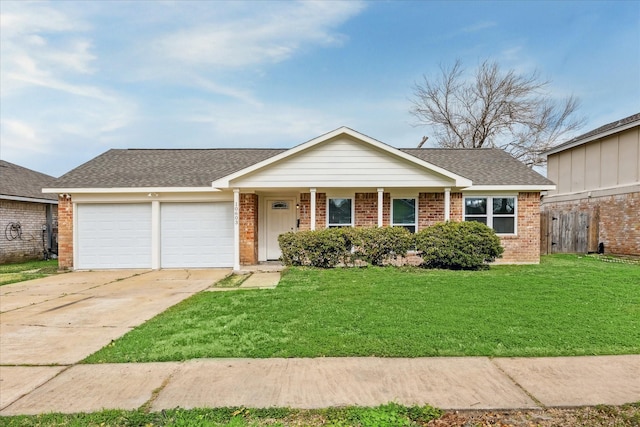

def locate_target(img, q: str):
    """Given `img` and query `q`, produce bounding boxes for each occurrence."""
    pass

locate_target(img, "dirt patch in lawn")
[428,404,640,426]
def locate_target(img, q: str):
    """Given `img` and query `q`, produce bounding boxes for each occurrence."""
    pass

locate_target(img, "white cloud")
[0,0,367,174]
[0,2,85,35]
[184,101,341,147]
[1,3,97,95]
[0,118,50,157]
[188,75,263,107]
[462,21,497,33]
[0,1,137,157]
[154,1,364,68]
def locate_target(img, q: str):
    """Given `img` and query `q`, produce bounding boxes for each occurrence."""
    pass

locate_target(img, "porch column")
[233,189,240,271]
[444,187,451,221]
[310,188,316,231]
[377,188,384,227]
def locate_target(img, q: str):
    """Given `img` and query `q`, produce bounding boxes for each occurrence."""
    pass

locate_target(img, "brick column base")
[57,195,73,270]
[239,194,259,265]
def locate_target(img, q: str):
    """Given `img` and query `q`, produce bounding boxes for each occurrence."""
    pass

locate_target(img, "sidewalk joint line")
[489,358,546,409]
[0,364,74,412]
[140,365,180,413]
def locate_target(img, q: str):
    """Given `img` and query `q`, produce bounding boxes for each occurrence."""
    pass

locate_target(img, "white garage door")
[77,204,152,269]
[161,202,233,268]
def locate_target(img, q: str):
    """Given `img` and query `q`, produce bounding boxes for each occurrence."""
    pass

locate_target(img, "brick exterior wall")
[497,192,541,264]
[418,193,444,229]
[298,192,327,231]
[450,193,463,221]
[354,192,390,227]
[56,190,543,268]
[315,193,326,230]
[239,193,259,265]
[298,193,311,231]
[292,191,540,263]
[0,200,57,263]
[417,192,462,227]
[542,191,639,256]
[57,196,73,269]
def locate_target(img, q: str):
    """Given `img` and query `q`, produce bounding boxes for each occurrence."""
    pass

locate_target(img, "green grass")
[0,259,59,286]
[0,403,443,426]
[84,254,640,363]
[3,403,640,427]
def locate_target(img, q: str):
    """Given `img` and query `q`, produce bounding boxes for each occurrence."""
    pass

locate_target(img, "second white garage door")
[160,202,234,268]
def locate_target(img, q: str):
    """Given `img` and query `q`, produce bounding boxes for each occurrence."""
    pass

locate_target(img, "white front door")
[266,198,297,260]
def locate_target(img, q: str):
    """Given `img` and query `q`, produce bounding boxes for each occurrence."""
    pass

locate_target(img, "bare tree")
[410,60,584,167]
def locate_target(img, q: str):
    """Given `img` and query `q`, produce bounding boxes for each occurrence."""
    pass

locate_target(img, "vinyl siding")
[230,136,455,188]
[547,125,639,195]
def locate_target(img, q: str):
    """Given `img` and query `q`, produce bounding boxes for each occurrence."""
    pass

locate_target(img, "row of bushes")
[278,221,504,270]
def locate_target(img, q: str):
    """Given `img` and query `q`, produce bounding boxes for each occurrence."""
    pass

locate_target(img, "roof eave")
[43,187,222,194]
[462,184,556,192]
[1,194,58,204]
[544,119,640,156]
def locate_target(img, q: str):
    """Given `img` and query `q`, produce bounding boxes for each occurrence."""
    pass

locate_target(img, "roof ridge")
[401,147,502,150]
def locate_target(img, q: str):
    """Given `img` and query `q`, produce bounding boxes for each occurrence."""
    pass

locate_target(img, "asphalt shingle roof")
[401,148,554,186]
[54,149,287,188]
[0,160,58,201]
[547,112,640,153]
[52,146,552,189]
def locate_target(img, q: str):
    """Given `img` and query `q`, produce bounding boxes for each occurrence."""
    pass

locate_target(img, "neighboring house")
[0,160,58,263]
[542,113,640,255]
[44,127,554,271]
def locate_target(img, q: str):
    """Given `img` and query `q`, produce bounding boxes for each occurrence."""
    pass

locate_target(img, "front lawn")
[4,404,639,427]
[0,259,59,286]
[0,403,444,427]
[84,255,640,363]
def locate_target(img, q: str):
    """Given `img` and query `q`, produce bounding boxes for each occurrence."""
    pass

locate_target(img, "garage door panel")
[161,202,233,268]
[77,204,152,269]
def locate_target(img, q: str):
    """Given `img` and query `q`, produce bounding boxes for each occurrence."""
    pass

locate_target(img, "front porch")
[233,188,460,270]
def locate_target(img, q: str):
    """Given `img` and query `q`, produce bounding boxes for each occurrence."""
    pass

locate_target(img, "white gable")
[227,135,457,189]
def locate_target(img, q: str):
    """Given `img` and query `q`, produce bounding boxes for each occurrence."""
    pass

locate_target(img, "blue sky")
[1,0,638,177]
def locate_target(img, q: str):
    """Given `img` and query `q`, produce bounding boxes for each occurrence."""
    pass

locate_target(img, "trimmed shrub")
[415,221,503,270]
[349,226,413,266]
[277,231,307,266]
[278,228,352,268]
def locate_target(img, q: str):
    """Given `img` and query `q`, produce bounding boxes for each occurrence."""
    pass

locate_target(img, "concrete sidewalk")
[1,355,639,415]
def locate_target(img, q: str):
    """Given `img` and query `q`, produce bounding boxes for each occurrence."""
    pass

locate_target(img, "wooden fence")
[540,207,600,254]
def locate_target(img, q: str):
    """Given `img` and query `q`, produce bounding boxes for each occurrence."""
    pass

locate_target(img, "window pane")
[493,217,515,233]
[466,217,487,225]
[493,198,515,214]
[328,198,352,225]
[393,199,415,224]
[465,198,487,215]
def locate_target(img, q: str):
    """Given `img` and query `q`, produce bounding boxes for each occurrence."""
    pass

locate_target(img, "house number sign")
[234,201,240,225]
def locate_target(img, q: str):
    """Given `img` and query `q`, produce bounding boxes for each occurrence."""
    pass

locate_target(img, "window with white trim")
[464,196,516,234]
[391,198,416,233]
[327,198,353,227]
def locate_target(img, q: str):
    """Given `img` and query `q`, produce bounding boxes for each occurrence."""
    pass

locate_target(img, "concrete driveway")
[0,269,230,366]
